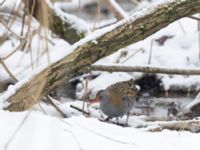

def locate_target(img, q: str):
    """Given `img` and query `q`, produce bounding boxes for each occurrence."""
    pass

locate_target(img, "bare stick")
[0,58,18,82]
[82,78,90,115]
[121,48,144,63]
[0,20,23,39]
[90,65,200,75]
[188,16,200,21]
[47,95,67,118]
[4,111,31,150]
[101,0,127,20]
[2,39,27,60]
[92,0,101,30]
[70,105,90,116]
[0,0,6,6]
[178,20,186,34]
[198,14,200,60]
[0,1,18,43]
[148,39,154,64]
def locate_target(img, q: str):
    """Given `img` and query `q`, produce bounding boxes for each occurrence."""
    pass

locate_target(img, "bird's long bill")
[88,98,100,104]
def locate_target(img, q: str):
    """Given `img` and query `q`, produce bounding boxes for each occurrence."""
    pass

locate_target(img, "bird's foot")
[104,117,111,122]
[99,117,111,122]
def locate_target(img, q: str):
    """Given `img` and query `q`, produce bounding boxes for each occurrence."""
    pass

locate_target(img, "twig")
[120,48,144,63]
[0,0,6,6]
[47,95,67,118]
[0,58,18,82]
[0,1,19,44]
[101,0,127,20]
[188,16,200,21]
[148,39,154,64]
[2,39,27,60]
[37,102,47,115]
[0,20,23,39]
[90,65,200,75]
[70,105,90,116]
[20,11,26,37]
[178,20,186,34]
[4,111,31,150]
[82,78,90,115]
[198,14,200,60]
[92,0,101,30]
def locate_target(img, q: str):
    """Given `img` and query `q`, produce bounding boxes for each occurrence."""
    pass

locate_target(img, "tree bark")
[4,0,200,111]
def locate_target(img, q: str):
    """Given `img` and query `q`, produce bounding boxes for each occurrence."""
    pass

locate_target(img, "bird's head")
[88,90,104,104]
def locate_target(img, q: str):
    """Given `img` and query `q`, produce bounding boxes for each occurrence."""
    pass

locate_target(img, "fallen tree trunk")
[147,120,200,133]
[4,0,200,111]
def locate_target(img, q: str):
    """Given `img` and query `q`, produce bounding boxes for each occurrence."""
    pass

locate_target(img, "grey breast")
[99,91,130,118]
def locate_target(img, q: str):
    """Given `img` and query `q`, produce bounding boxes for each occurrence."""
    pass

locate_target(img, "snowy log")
[50,10,88,44]
[4,0,200,111]
[148,120,200,133]
[23,0,87,44]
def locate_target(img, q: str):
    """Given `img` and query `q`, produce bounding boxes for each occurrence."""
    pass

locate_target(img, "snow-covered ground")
[0,108,200,150]
[0,0,200,150]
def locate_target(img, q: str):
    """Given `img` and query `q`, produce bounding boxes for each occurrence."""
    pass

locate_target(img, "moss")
[50,14,86,44]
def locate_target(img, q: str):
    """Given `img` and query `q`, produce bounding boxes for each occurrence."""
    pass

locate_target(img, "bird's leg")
[104,117,111,122]
[99,110,104,119]
[115,117,119,124]
[125,112,130,126]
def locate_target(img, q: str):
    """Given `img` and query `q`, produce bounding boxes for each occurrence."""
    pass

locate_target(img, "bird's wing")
[122,96,135,107]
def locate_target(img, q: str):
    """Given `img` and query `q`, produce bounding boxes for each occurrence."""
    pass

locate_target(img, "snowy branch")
[4,0,200,111]
[22,0,88,44]
[90,65,200,75]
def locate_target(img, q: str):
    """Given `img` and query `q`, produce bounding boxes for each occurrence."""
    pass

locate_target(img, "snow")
[0,109,200,150]
[54,5,89,33]
[0,0,21,13]
[1,0,200,149]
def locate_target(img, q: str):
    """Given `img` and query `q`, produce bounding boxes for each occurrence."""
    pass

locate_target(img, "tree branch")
[4,0,200,111]
[90,65,200,75]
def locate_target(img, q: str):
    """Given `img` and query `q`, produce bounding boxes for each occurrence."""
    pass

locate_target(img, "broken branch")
[90,65,200,75]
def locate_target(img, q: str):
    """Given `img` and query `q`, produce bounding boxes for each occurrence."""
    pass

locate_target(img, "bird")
[90,79,137,125]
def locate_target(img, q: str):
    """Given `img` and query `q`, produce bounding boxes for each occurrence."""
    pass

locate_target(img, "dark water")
[131,96,194,117]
